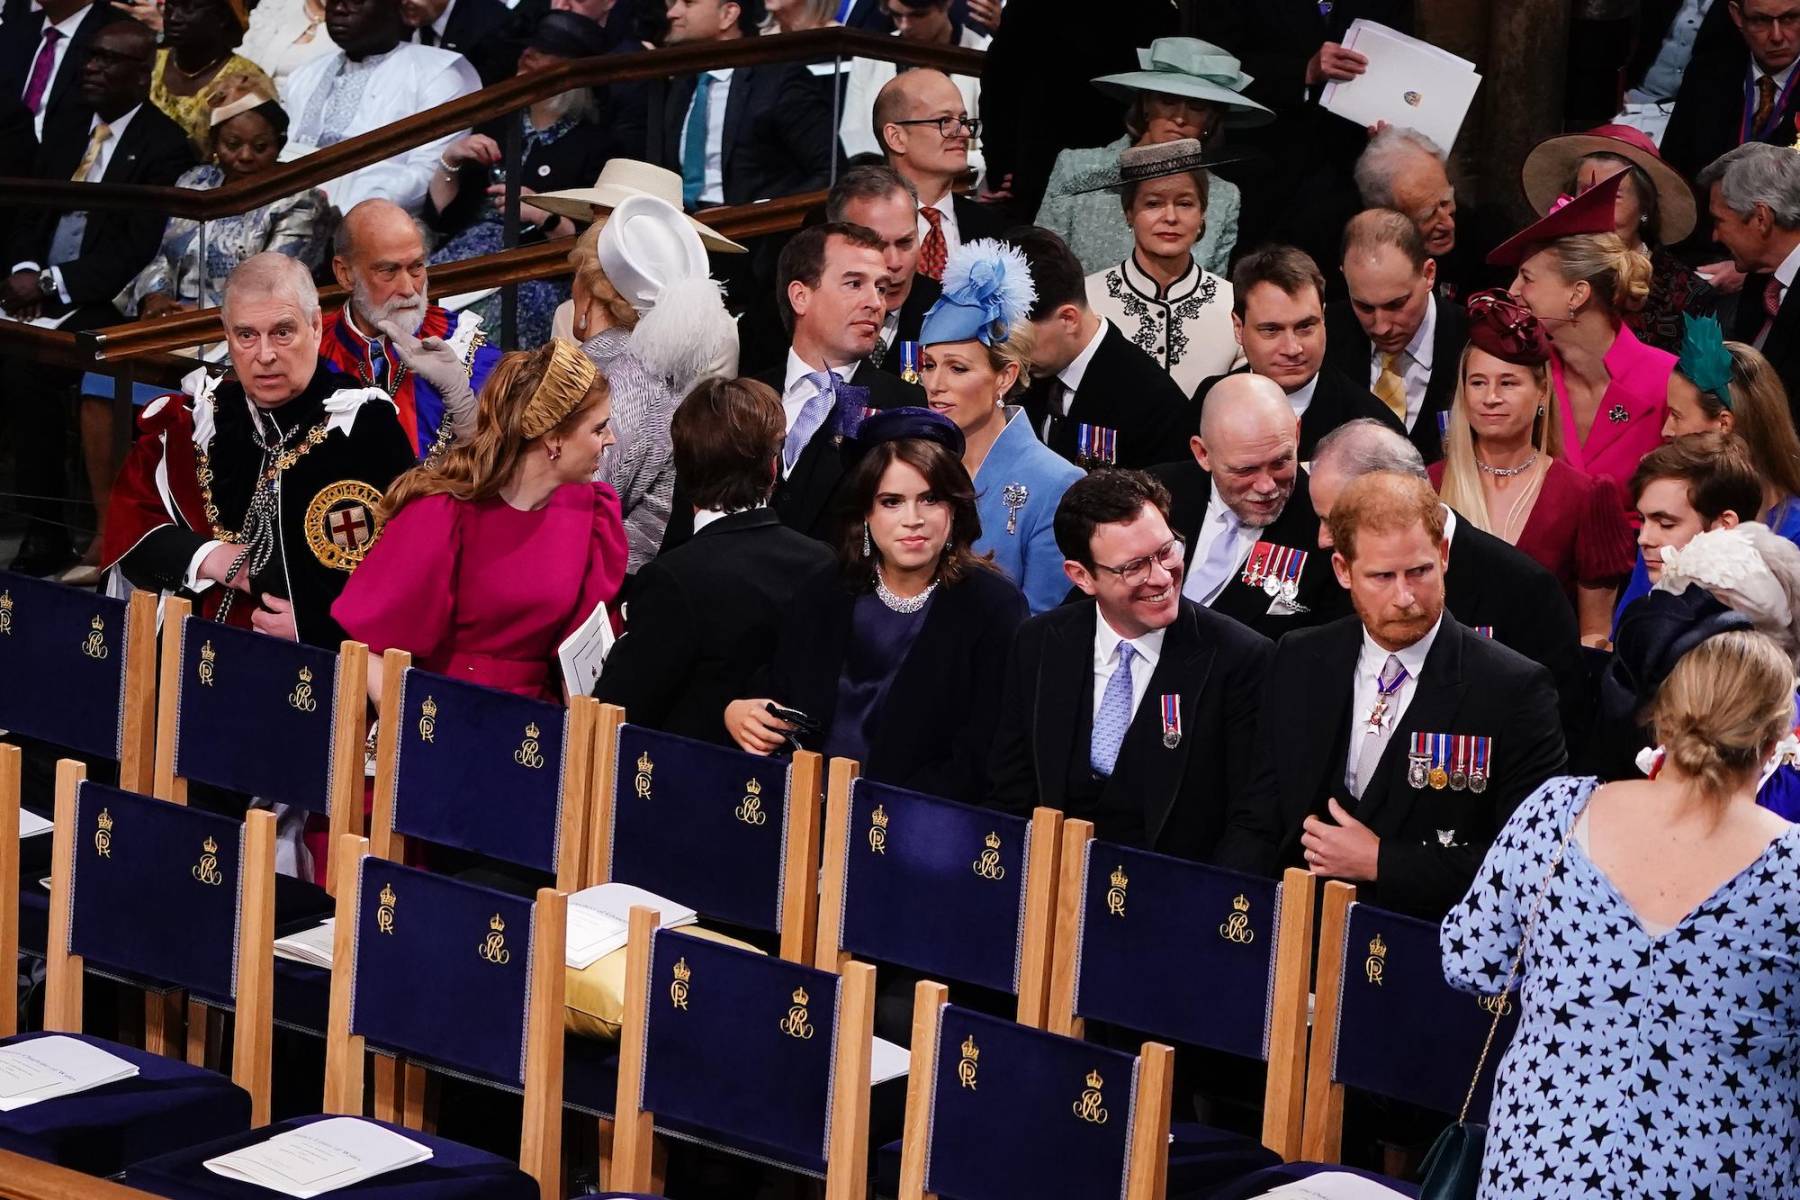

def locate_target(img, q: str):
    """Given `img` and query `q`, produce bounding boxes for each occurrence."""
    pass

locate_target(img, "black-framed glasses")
[892,115,981,139]
[1091,536,1184,587]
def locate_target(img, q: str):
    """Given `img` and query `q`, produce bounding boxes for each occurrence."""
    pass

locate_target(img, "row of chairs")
[0,572,1517,1197]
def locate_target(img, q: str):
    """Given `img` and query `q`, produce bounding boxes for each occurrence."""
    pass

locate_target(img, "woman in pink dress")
[1487,170,1676,492]
[333,339,628,701]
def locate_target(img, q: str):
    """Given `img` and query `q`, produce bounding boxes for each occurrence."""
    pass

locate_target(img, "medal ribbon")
[1161,693,1181,741]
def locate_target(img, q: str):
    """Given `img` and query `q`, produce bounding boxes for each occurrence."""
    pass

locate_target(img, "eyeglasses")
[1091,536,1184,587]
[892,115,981,139]
[1735,6,1800,32]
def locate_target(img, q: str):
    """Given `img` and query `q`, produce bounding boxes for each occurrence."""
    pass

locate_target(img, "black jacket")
[596,509,836,745]
[770,565,1028,804]
[988,597,1272,863]
[1661,36,1800,180]
[634,63,835,207]
[661,361,923,552]
[1730,270,1800,430]
[870,275,940,379]
[1020,319,1192,470]
[419,0,513,83]
[7,100,194,311]
[1194,366,1405,463]
[1323,297,1468,465]
[0,0,120,131]
[1215,612,1567,920]
[1152,459,1336,642]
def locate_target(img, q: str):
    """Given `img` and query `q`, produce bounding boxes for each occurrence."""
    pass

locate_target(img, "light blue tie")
[784,370,839,472]
[1090,642,1138,777]
[1182,510,1243,605]
[681,74,713,209]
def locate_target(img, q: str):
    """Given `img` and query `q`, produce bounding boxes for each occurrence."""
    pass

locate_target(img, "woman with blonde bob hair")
[1432,290,1635,644]
[333,339,629,701]
[1444,619,1800,1197]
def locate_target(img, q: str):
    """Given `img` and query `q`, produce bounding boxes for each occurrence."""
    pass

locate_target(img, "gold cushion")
[564,925,764,1040]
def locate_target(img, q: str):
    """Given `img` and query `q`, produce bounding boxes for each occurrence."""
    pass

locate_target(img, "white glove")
[377,318,477,441]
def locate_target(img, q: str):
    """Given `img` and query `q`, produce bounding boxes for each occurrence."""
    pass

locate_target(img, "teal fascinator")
[1676,314,1735,411]
[919,238,1038,349]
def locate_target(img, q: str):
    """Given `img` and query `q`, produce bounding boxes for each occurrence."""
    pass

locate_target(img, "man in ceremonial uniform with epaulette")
[99,253,420,648]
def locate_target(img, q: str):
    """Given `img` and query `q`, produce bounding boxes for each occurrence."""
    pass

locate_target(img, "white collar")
[1752,57,1800,90]
[91,103,141,138]
[1201,482,1237,533]
[1408,292,1437,368]
[1057,317,1109,392]
[1440,503,1459,549]
[1285,371,1320,407]
[1775,238,1800,290]
[1121,252,1200,301]
[44,4,88,35]
[784,347,860,393]
[1093,611,1167,673]
[693,504,761,533]
[1358,611,1443,682]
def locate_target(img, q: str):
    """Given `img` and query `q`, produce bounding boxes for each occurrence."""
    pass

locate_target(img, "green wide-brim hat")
[1092,37,1275,129]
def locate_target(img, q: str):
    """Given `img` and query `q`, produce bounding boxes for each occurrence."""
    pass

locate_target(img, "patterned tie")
[918,204,948,281]
[1089,642,1137,777]
[70,122,112,182]
[1373,350,1408,421]
[1182,509,1242,606]
[681,74,713,210]
[1758,276,1785,348]
[1753,74,1778,138]
[1350,655,1409,799]
[21,25,62,116]
[784,369,840,472]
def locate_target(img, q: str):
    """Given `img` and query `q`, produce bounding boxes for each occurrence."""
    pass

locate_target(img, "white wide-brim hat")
[597,193,711,314]
[534,158,747,254]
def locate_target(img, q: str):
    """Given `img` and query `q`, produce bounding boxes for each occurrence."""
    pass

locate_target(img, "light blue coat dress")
[1034,135,1241,277]
[972,407,1084,614]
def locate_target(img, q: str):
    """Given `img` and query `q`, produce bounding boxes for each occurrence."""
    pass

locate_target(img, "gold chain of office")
[194,418,333,543]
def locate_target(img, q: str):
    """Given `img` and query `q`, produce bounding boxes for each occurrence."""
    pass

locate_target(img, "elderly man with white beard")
[319,198,499,461]
[1151,373,1338,639]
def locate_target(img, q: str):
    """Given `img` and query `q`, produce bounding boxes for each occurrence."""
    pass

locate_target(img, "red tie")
[21,26,63,116]
[1759,276,1785,346]
[918,205,947,281]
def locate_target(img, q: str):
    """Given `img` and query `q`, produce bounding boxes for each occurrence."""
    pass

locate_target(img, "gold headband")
[519,341,600,440]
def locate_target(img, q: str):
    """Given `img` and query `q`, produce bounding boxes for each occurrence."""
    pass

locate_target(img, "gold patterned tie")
[1374,350,1408,420]
[71,122,113,182]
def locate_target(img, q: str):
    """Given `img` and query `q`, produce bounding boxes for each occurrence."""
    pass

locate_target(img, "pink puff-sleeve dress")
[1548,322,1675,492]
[333,481,629,701]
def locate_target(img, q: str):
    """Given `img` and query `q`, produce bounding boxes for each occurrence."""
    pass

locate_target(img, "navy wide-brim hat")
[1601,587,1753,724]
[856,407,965,456]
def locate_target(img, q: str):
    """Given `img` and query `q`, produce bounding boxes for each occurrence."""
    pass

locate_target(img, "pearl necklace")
[1475,451,1538,478]
[874,569,937,614]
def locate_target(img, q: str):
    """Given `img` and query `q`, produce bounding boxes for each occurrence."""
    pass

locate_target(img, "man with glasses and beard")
[987,469,1272,864]
[1215,470,1566,920]
[319,198,499,461]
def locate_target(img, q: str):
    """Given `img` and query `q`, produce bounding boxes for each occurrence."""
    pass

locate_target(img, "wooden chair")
[607,909,876,1198]
[589,705,822,964]
[815,761,1062,1028]
[1048,821,1313,1162]
[0,760,275,1176]
[897,980,1174,1200]
[124,836,568,1200]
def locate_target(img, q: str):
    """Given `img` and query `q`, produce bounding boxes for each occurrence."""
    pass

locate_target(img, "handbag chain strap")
[1454,800,1582,1124]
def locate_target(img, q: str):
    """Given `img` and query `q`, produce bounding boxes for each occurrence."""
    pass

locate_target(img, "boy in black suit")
[1216,471,1567,920]
[988,469,1272,863]
[598,377,835,744]
[1012,226,1192,470]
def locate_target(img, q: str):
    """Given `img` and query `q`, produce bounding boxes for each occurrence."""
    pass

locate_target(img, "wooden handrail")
[0,1150,164,1199]
[0,29,982,218]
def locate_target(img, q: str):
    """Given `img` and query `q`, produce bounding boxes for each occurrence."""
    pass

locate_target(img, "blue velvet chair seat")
[271,960,333,1036]
[123,1114,538,1200]
[0,1031,251,1176]
[1163,1123,1281,1195]
[1202,1162,1420,1199]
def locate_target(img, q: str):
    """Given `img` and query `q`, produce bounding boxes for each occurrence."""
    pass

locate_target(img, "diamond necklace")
[1475,451,1538,478]
[874,568,938,614]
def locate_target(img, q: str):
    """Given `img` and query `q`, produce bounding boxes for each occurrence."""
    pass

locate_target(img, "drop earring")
[1536,405,1545,418]
[548,446,561,462]
[862,523,872,557]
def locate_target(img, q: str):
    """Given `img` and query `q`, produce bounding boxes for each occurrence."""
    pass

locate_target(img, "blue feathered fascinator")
[919,238,1038,349]
[1676,313,1735,411]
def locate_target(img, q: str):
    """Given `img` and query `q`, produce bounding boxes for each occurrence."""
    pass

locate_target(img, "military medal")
[1450,735,1469,791]
[1473,625,1494,639]
[1160,694,1181,749]
[1262,546,1287,597]
[1429,733,1450,790]
[899,341,921,385]
[1001,483,1029,535]
[1076,424,1118,468]
[1469,736,1490,793]
[1280,548,1305,604]
[1242,542,1275,591]
[1608,403,1629,424]
[1437,829,1456,847]
[1408,732,1430,790]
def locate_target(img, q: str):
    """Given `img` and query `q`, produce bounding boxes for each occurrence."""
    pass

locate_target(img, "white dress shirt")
[918,189,962,259]
[1366,293,1437,433]
[1181,487,1251,605]
[1284,372,1320,422]
[1092,614,1165,728]
[1748,57,1800,112]
[1343,614,1443,792]
[839,24,988,174]
[780,349,860,476]
[1038,316,1110,439]
[680,68,734,207]
[412,0,456,41]
[24,5,87,137]
[1755,238,1800,350]
[14,105,142,302]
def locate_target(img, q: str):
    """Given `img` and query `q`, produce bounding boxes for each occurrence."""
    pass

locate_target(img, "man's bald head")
[874,69,971,187]
[1194,374,1300,529]
[1308,418,1427,548]
[331,199,430,333]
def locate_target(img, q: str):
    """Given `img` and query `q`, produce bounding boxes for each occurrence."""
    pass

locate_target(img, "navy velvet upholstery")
[0,1031,250,1175]
[838,779,1031,994]
[1332,902,1517,1120]
[639,929,839,1173]
[0,571,128,760]
[391,670,568,872]
[349,859,535,1087]
[123,1113,537,1200]
[174,618,339,813]
[924,1006,1137,1200]
[70,782,246,1000]
[1073,841,1281,1061]
[609,725,792,934]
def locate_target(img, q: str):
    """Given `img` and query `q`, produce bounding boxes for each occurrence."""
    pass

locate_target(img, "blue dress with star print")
[1442,775,1800,1198]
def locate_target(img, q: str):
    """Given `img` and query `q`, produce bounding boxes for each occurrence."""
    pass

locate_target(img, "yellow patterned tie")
[1374,350,1408,421]
[70,122,112,182]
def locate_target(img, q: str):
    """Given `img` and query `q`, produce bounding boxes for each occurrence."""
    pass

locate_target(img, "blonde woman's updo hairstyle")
[1651,629,1796,808]
[379,341,606,521]
[568,221,640,332]
[1543,232,1654,315]
[985,319,1035,400]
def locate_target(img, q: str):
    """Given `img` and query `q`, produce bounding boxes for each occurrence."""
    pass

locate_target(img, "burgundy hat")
[1520,123,1696,245]
[1486,171,1627,268]
[1463,289,1552,366]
